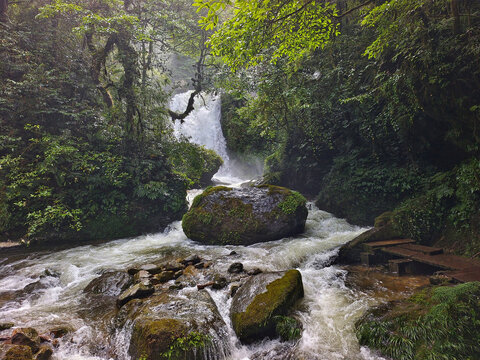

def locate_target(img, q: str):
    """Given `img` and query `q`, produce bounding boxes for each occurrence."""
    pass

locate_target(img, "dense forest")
[1,1,480,360]
[3,0,478,255]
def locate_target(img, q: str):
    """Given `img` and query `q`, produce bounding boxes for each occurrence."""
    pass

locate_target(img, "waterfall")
[169,91,260,184]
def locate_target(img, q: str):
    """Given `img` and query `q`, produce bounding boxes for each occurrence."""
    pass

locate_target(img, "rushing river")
[0,92,387,360]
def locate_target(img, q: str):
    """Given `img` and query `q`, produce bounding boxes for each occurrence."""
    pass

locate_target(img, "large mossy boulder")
[116,290,229,360]
[182,185,308,245]
[230,270,304,343]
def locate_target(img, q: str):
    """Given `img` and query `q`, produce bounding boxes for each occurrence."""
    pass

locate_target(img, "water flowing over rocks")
[83,271,133,296]
[117,290,230,360]
[230,270,304,343]
[182,185,308,245]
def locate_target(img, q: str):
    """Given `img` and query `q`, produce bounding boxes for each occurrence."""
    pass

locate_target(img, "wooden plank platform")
[397,243,443,255]
[364,239,415,250]
[381,246,420,258]
[372,239,480,282]
[444,269,480,283]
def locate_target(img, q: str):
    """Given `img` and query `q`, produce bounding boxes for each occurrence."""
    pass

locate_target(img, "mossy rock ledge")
[230,270,304,343]
[115,289,229,360]
[182,185,308,245]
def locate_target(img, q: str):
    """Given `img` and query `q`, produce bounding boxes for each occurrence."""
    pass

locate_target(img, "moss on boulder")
[230,270,304,343]
[117,290,228,360]
[182,185,308,245]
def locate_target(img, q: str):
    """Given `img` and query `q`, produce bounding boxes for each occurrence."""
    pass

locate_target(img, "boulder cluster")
[0,325,68,360]
[81,252,305,360]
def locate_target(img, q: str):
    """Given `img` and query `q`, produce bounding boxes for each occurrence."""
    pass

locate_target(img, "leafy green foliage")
[161,332,211,359]
[357,282,480,360]
[273,315,302,341]
[194,0,339,71]
[168,140,223,188]
[392,159,480,252]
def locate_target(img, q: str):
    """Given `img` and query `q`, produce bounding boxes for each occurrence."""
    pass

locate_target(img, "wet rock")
[173,270,183,279]
[0,344,33,360]
[42,269,60,278]
[182,185,308,245]
[83,271,133,297]
[230,283,241,297]
[11,328,41,353]
[140,264,161,274]
[182,265,198,277]
[117,283,154,308]
[230,270,304,343]
[48,327,70,339]
[247,268,262,276]
[429,273,452,285]
[34,345,52,360]
[228,263,244,274]
[152,271,175,284]
[181,254,201,266]
[212,275,227,290]
[119,290,229,360]
[194,262,205,269]
[162,261,184,272]
[133,270,151,283]
[229,251,238,256]
[0,323,14,331]
[127,268,139,275]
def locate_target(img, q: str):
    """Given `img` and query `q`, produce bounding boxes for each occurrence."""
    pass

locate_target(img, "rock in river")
[182,185,308,245]
[116,289,230,360]
[230,270,304,343]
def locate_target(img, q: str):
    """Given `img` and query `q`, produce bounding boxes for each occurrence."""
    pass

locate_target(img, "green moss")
[190,186,232,208]
[356,282,480,360]
[277,191,306,215]
[130,318,187,360]
[232,270,304,341]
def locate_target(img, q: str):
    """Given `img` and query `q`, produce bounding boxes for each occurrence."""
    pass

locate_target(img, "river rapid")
[0,92,387,360]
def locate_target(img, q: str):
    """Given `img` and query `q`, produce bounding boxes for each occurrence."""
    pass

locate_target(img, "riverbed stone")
[0,323,13,331]
[228,262,243,274]
[134,270,151,283]
[0,344,33,360]
[182,185,308,245]
[83,271,133,296]
[120,289,229,360]
[34,345,52,360]
[11,328,40,354]
[117,282,154,308]
[152,271,175,284]
[230,270,304,343]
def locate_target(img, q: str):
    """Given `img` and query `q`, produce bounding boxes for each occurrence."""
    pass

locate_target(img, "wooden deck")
[362,239,480,283]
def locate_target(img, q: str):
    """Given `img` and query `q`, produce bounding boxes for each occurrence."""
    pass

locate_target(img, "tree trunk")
[451,0,461,34]
[0,0,8,23]
[117,31,140,139]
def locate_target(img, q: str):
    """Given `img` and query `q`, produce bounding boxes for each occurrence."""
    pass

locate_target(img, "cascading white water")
[0,93,388,360]
[169,91,262,184]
